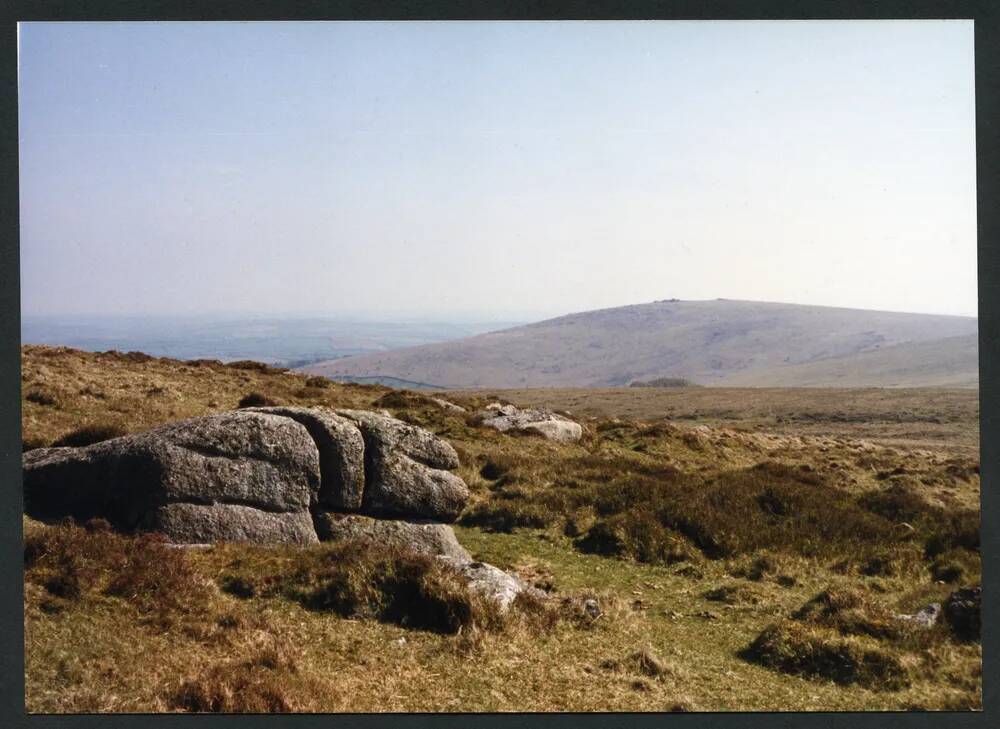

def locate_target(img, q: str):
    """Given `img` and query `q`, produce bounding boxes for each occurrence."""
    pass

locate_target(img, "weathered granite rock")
[23,411,320,539]
[335,409,468,521]
[313,512,470,560]
[438,556,541,611]
[245,406,365,510]
[478,403,583,443]
[431,397,467,414]
[143,503,318,544]
[895,602,942,628]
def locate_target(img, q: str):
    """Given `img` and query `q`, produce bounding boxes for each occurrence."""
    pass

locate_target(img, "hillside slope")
[299,300,978,388]
[719,334,979,388]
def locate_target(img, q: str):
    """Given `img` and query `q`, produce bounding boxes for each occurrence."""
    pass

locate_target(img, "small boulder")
[895,602,942,628]
[431,397,467,414]
[312,512,470,560]
[478,403,583,443]
[438,556,541,611]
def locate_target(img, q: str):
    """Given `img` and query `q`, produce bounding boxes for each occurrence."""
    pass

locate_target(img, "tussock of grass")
[220,541,507,634]
[170,643,323,713]
[741,621,911,690]
[792,588,908,641]
[24,520,213,623]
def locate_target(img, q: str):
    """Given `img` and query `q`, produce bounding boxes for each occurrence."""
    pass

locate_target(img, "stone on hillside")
[895,602,942,628]
[335,409,468,521]
[23,411,320,540]
[244,406,365,510]
[431,397,467,414]
[313,512,470,560]
[478,403,583,443]
[438,556,542,611]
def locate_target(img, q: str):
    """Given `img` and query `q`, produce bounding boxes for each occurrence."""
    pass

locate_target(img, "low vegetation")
[21,345,981,712]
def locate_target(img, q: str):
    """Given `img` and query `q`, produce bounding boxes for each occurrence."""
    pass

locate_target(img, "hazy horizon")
[19,20,978,319]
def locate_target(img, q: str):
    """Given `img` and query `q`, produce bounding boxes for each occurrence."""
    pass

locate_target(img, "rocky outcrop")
[477,403,583,443]
[244,406,364,510]
[23,404,537,610]
[23,407,470,544]
[335,409,468,521]
[313,512,470,561]
[144,502,319,544]
[23,411,320,539]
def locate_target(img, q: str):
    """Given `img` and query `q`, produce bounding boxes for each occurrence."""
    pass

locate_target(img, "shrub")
[238,392,278,408]
[304,376,330,389]
[792,588,907,641]
[741,622,910,690]
[51,423,127,448]
[459,501,553,533]
[228,360,286,374]
[171,645,307,713]
[577,512,693,565]
[629,378,701,388]
[24,520,211,621]
[25,389,60,407]
[227,542,506,634]
[374,390,435,409]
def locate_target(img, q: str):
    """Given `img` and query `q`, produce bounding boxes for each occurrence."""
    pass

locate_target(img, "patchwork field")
[21,346,981,712]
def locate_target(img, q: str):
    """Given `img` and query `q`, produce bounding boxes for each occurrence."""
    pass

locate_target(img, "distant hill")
[718,333,979,388]
[299,299,978,389]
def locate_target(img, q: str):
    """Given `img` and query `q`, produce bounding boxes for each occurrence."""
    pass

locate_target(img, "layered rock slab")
[244,406,365,510]
[335,409,469,522]
[23,411,321,543]
[313,512,470,560]
[478,403,583,443]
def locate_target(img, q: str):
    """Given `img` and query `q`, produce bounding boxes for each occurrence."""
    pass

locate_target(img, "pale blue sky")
[18,20,977,319]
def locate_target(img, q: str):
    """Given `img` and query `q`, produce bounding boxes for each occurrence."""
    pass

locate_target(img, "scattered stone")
[583,598,602,620]
[312,512,470,560]
[477,403,583,443]
[431,397,466,414]
[438,557,539,611]
[895,603,942,628]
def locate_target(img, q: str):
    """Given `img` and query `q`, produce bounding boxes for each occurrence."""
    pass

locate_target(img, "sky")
[18,20,977,320]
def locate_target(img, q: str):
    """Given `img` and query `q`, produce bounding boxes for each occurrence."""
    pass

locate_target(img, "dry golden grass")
[20,346,981,712]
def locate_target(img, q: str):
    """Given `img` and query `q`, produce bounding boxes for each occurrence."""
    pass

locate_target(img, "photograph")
[17,18,981,713]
